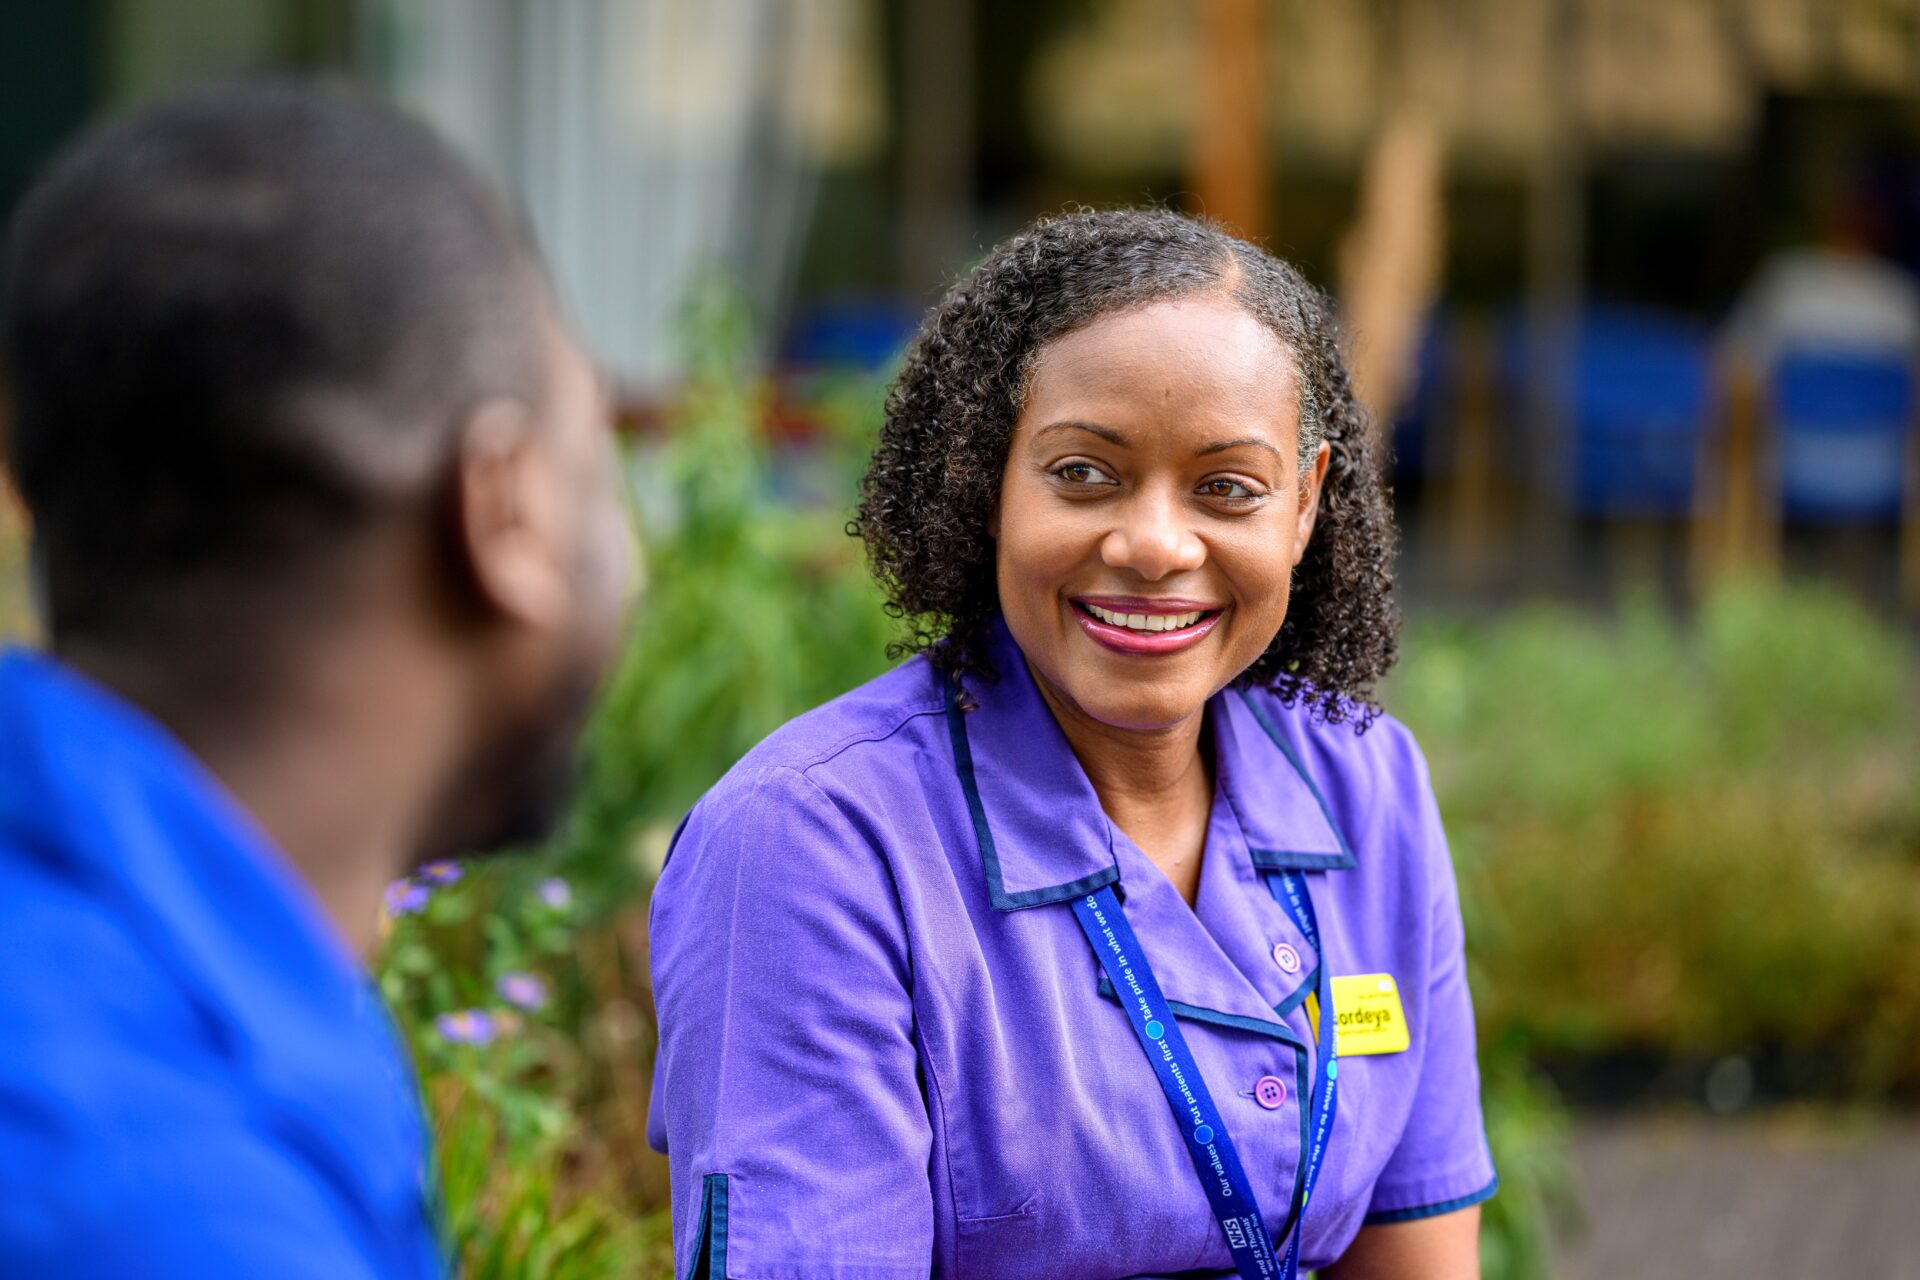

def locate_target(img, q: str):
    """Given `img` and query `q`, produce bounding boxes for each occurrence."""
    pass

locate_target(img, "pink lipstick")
[1070,596,1222,656]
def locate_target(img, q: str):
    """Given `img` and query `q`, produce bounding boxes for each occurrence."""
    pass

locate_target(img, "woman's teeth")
[1083,604,1205,632]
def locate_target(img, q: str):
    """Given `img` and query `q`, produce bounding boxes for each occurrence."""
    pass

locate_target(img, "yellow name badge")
[1329,974,1410,1056]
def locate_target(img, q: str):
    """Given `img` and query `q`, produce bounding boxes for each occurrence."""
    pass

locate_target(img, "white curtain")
[358,0,879,392]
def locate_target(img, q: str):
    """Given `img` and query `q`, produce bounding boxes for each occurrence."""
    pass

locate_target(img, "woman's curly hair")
[851,208,1399,727]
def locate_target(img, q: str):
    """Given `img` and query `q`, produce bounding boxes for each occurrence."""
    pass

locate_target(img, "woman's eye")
[1054,461,1116,486]
[1199,477,1262,502]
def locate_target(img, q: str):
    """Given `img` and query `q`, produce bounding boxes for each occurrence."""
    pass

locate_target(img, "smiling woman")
[647,210,1492,1280]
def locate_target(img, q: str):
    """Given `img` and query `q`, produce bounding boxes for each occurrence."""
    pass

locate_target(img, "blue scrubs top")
[0,651,444,1279]
[649,619,1496,1279]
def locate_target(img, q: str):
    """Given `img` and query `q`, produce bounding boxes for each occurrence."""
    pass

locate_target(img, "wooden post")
[1193,0,1267,242]
[1686,366,1721,591]
[1692,358,1778,589]
[1521,0,1583,584]
[1741,362,1783,577]
[1339,117,1444,436]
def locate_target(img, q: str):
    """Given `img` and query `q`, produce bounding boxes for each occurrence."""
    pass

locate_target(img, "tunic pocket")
[955,1195,1040,1278]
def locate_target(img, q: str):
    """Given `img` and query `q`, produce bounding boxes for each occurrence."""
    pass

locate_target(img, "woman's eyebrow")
[1197,436,1284,459]
[1034,420,1128,446]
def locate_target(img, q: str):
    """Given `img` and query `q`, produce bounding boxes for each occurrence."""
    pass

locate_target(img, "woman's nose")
[1099,495,1206,580]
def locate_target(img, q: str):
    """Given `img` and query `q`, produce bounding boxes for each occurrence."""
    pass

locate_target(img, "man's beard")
[415,653,603,867]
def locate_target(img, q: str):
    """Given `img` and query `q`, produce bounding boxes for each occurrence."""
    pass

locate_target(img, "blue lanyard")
[1072,885,1284,1278]
[1073,876,1338,1280]
[1263,870,1339,1277]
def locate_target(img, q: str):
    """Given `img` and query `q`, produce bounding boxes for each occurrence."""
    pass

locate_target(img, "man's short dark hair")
[1,76,549,641]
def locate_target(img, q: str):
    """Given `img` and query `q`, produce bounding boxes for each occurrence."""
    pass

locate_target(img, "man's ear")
[451,399,566,627]
[1293,439,1332,564]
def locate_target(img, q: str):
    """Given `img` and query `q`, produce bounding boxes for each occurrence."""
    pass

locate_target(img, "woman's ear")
[1293,440,1332,564]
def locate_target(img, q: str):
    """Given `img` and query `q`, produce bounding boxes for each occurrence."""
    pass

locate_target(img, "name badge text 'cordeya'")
[1330,974,1410,1056]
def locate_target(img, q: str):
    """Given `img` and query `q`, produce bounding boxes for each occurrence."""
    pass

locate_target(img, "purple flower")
[536,877,572,911]
[435,1010,498,1045]
[496,972,548,1012]
[384,880,430,916]
[419,860,464,885]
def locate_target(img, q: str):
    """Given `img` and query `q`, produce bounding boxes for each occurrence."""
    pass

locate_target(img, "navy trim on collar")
[1095,970,1315,1238]
[945,676,1121,911]
[1095,975,1310,1052]
[1272,965,1320,1018]
[1234,690,1358,871]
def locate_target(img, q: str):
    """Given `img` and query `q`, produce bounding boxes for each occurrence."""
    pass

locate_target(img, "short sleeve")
[648,766,933,1280]
[1361,760,1498,1224]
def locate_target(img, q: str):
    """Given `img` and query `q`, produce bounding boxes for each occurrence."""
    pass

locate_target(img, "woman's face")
[993,296,1329,734]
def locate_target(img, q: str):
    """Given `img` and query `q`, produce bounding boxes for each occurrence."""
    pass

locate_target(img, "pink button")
[1254,1075,1288,1110]
[1272,942,1301,974]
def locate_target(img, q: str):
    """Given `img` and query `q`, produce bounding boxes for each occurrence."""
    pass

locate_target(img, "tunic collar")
[947,618,1352,914]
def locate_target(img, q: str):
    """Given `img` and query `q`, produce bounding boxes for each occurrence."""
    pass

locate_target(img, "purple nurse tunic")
[648,619,1496,1279]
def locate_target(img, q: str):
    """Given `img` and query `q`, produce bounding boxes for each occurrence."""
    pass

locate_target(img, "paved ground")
[1555,1112,1920,1279]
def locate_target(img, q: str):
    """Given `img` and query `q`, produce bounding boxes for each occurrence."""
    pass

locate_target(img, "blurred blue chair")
[1768,351,1914,523]
[781,299,921,373]
[1567,308,1713,517]
[1499,305,1714,517]
[1388,319,1451,485]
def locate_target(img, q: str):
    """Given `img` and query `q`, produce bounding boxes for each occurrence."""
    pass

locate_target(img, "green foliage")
[1393,581,1920,1086]
[553,281,897,913]
[1391,582,1919,1276]
[381,864,668,1279]
[434,1093,670,1280]
[1476,1050,1578,1280]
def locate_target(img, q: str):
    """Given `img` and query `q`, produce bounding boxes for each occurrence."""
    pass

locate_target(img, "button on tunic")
[649,620,1495,1279]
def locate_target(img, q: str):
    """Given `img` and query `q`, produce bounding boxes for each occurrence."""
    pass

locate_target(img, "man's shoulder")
[0,832,435,1279]
[0,828,228,1100]
[0,830,234,1233]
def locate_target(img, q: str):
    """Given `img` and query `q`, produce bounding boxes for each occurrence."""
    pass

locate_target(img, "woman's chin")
[1055,683,1212,737]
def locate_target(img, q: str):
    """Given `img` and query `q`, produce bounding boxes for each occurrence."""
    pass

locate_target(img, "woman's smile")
[1071,595,1223,654]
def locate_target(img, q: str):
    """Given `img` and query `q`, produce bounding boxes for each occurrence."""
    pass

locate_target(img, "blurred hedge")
[1394,584,1920,1097]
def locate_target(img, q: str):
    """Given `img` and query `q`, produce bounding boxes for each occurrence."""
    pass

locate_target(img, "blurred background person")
[1723,184,1920,369]
[0,78,633,1277]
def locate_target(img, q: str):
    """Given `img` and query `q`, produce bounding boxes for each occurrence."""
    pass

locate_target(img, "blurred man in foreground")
[0,79,634,1277]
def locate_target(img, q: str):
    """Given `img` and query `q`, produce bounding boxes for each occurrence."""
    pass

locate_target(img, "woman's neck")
[1029,664,1214,906]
